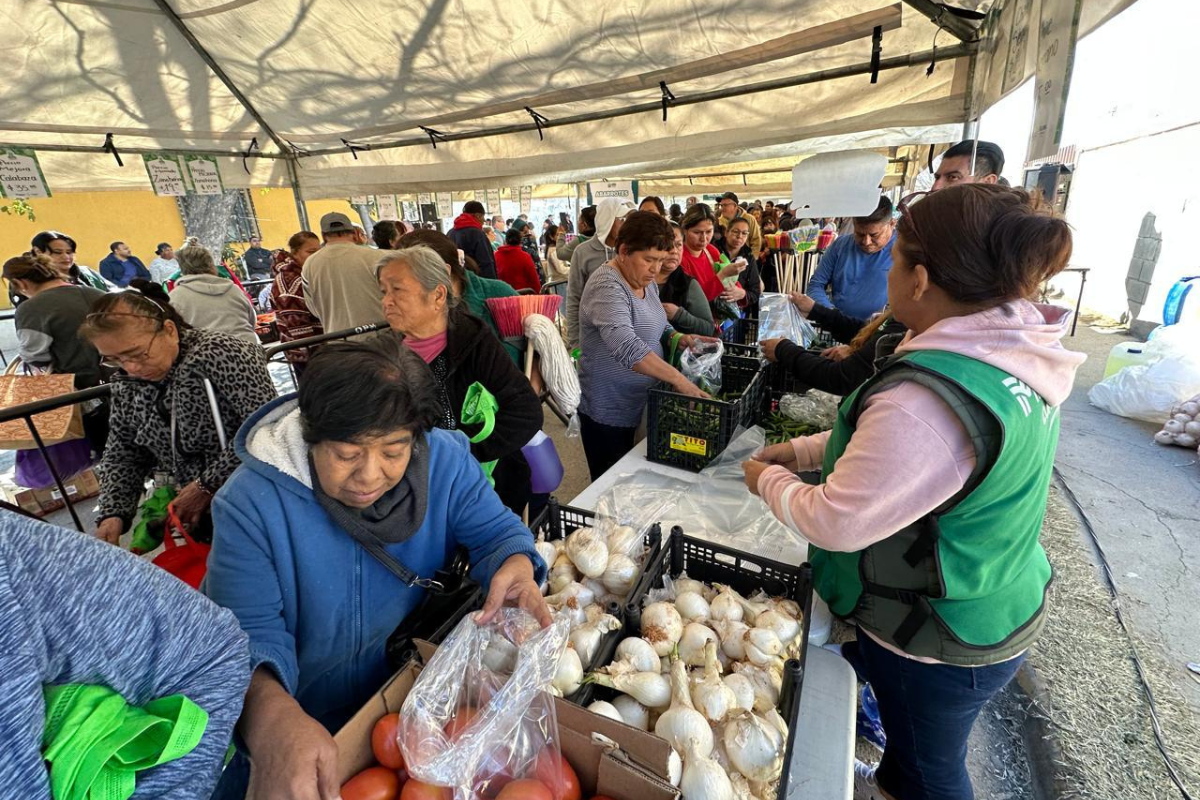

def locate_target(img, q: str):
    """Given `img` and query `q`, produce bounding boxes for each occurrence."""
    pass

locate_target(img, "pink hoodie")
[758,300,1086,555]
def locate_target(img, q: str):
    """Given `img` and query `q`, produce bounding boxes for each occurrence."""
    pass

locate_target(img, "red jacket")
[495,245,541,293]
[269,256,324,363]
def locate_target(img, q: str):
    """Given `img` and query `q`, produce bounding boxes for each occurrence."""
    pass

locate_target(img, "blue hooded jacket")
[203,394,547,732]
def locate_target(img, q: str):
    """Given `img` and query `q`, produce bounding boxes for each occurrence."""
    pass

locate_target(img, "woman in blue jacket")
[205,335,551,800]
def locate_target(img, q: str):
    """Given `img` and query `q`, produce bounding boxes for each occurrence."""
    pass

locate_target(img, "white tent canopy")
[2,0,1134,199]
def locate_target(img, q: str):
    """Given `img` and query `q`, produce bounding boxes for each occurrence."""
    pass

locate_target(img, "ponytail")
[3,252,61,285]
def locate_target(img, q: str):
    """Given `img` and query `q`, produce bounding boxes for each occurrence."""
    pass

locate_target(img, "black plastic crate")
[646,350,768,472]
[626,527,814,800]
[720,316,759,346]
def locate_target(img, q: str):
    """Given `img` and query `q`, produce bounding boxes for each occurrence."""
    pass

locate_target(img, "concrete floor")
[1054,321,1200,714]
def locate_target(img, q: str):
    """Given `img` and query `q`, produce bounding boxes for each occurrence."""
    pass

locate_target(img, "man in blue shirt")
[805,197,895,320]
[98,241,151,287]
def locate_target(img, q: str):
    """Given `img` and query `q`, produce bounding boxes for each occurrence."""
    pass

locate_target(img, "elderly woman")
[654,222,714,336]
[578,211,710,479]
[376,245,542,515]
[270,231,324,377]
[81,283,276,545]
[205,337,549,800]
[168,245,258,345]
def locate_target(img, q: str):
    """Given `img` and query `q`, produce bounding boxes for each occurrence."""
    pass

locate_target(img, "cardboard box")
[3,485,44,516]
[31,469,100,514]
[335,642,679,800]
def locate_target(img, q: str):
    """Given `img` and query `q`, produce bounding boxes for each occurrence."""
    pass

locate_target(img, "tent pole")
[900,0,980,42]
[302,43,975,158]
[0,141,281,159]
[150,0,290,153]
[287,157,310,231]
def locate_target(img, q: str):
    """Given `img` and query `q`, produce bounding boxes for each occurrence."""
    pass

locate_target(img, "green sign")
[143,154,187,197]
[184,154,224,195]
[0,147,51,198]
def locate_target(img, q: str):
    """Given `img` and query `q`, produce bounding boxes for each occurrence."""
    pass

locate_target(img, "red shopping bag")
[152,504,210,589]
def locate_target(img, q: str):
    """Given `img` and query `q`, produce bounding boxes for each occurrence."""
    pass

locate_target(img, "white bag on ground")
[1088,325,1200,423]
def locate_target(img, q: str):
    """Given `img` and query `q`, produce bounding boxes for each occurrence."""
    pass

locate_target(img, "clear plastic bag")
[758,292,817,347]
[565,412,582,439]
[399,609,571,800]
[1088,324,1200,423]
[778,390,839,430]
[680,338,724,395]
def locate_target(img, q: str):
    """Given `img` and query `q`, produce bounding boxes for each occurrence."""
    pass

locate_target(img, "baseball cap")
[719,191,740,204]
[320,212,355,234]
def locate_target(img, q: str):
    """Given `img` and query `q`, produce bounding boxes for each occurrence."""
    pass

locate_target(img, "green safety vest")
[810,349,1058,666]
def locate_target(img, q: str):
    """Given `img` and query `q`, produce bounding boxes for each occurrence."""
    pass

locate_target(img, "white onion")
[733,663,781,713]
[602,553,639,595]
[675,591,711,623]
[1155,430,1176,445]
[729,772,757,800]
[1185,421,1200,437]
[668,749,683,787]
[1174,413,1193,424]
[590,670,672,708]
[723,673,756,713]
[1182,401,1200,417]
[723,710,785,782]
[655,659,714,756]
[692,642,738,723]
[607,525,640,557]
[545,581,596,609]
[679,622,719,666]
[566,528,610,578]
[755,610,801,646]
[612,694,651,731]
[588,700,625,723]
[711,618,750,660]
[570,612,621,666]
[554,647,584,695]
[679,743,734,800]
[535,540,558,572]
[673,576,707,598]
[642,601,684,656]
[709,587,744,622]
[613,637,661,674]
[1165,419,1185,434]
[743,628,783,666]
[548,553,577,594]
[1175,433,1198,448]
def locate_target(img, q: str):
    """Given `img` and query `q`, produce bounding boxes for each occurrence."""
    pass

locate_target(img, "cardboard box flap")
[597,749,680,800]
[554,697,675,782]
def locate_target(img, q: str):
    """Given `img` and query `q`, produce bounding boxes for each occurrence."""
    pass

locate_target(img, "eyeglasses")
[101,328,161,368]
[896,191,930,254]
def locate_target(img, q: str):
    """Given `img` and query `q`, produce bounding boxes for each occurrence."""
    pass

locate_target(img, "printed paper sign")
[486,188,501,212]
[588,181,635,204]
[436,193,453,219]
[376,194,398,220]
[1027,0,1083,160]
[351,195,370,205]
[519,186,533,215]
[417,193,433,205]
[401,199,419,220]
[0,147,51,198]
[184,154,223,195]
[143,154,187,197]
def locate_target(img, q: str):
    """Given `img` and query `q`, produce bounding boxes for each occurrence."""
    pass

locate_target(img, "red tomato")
[445,706,482,740]
[534,752,582,800]
[373,712,405,770]
[496,779,554,800]
[342,766,401,800]
[401,779,453,800]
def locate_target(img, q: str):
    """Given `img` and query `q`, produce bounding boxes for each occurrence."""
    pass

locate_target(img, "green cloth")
[461,381,499,485]
[463,271,521,365]
[41,684,209,800]
[129,486,177,554]
[811,350,1057,664]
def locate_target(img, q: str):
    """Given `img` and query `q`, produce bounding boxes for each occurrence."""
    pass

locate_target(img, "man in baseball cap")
[565,197,636,348]
[716,191,762,255]
[301,211,385,333]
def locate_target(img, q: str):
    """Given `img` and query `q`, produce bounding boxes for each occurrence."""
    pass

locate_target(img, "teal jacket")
[464,271,522,365]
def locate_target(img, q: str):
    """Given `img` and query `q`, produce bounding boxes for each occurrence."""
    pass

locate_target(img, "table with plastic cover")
[569,437,857,800]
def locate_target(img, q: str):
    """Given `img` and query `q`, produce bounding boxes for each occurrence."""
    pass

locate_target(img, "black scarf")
[309,438,430,545]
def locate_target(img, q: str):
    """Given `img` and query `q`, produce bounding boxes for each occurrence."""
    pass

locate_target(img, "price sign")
[436,193,453,219]
[184,155,223,195]
[143,154,187,197]
[0,147,50,198]
[1027,0,1083,160]
[376,194,398,219]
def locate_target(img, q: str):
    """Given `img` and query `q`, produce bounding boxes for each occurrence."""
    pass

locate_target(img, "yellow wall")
[0,191,186,274]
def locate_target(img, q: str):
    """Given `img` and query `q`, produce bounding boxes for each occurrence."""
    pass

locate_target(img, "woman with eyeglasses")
[743,185,1086,800]
[80,282,276,546]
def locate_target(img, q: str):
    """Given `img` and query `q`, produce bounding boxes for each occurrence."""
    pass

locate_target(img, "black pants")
[579,411,637,481]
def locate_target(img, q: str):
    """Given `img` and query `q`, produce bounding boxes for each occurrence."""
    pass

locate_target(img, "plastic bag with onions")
[1154,395,1200,452]
[398,608,571,800]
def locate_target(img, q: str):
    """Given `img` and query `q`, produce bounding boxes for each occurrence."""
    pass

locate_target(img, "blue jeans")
[844,631,1025,800]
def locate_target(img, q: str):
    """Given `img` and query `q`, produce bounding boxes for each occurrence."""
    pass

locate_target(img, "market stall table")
[569,437,856,800]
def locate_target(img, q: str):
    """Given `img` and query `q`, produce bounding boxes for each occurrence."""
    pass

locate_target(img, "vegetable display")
[1154,396,1200,452]
[581,577,804,800]
[341,714,411,800]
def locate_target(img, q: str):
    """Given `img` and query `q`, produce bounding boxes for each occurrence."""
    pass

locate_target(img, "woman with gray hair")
[168,245,258,345]
[376,245,542,515]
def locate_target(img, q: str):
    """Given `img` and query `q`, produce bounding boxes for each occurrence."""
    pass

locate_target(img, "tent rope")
[420,126,448,150]
[659,81,677,122]
[870,26,884,84]
[524,107,551,140]
[340,138,370,160]
[101,133,122,167]
[242,137,259,174]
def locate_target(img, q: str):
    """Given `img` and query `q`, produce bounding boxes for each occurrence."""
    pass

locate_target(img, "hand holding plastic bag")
[681,339,724,395]
[758,292,817,347]
[399,609,571,800]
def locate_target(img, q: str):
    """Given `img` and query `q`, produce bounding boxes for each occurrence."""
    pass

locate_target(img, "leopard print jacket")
[96,328,277,525]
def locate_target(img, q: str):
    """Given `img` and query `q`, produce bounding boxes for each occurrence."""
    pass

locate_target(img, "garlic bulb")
[545,581,596,609]
[675,591,711,623]
[607,525,640,557]
[709,587,744,623]
[711,618,750,660]
[554,647,584,695]
[723,710,785,782]
[673,576,707,598]
[589,670,671,708]
[535,539,558,572]
[742,628,783,666]
[692,642,737,723]
[679,622,719,666]
[602,553,639,596]
[655,659,714,756]
[612,694,650,731]
[566,528,610,578]
[587,700,625,723]
[612,637,661,674]
[733,663,781,713]
[679,743,734,800]
[570,612,621,666]
[723,673,756,713]
[641,601,684,656]
[548,553,577,594]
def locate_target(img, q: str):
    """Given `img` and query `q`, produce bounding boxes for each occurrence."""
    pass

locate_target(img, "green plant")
[0,199,35,221]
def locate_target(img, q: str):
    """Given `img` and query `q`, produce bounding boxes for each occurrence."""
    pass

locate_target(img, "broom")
[485,295,563,376]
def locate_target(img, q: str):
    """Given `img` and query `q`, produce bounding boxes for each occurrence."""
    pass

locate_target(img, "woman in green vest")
[743,184,1085,800]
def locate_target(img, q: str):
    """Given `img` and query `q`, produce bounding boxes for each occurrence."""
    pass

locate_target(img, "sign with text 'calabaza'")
[0,147,51,198]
